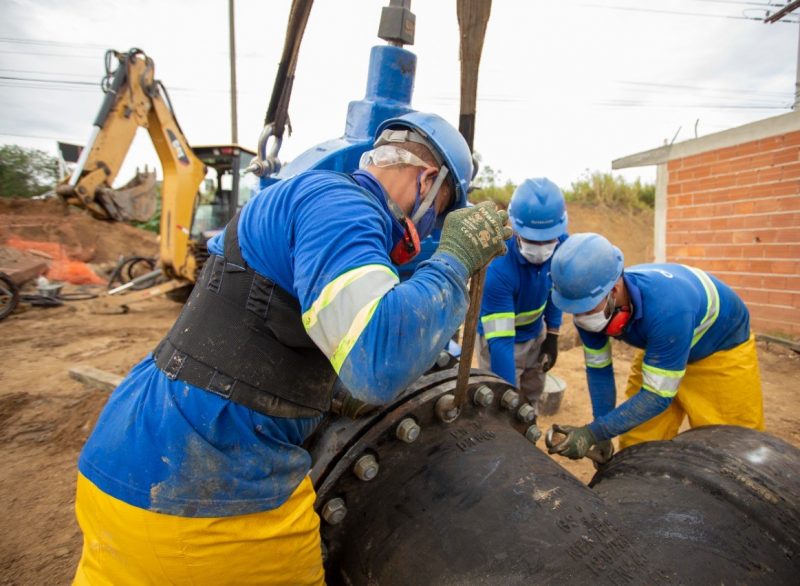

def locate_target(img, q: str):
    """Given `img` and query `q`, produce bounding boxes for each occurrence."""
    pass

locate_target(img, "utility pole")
[764,0,800,108]
[796,20,800,108]
[229,0,239,143]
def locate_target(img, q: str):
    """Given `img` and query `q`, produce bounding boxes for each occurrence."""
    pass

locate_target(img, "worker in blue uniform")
[546,232,764,462]
[477,178,568,411]
[72,111,512,585]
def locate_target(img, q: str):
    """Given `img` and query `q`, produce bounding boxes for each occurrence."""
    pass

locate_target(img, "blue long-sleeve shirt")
[578,264,750,441]
[78,169,469,516]
[477,235,565,385]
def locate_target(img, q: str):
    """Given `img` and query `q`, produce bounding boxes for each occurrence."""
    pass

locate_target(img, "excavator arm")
[57,49,207,281]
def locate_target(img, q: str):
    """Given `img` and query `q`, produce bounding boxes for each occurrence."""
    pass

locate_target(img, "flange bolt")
[473,385,494,407]
[353,453,380,481]
[435,394,460,423]
[525,424,542,444]
[321,498,347,525]
[517,403,536,424]
[501,389,520,410]
[396,418,421,443]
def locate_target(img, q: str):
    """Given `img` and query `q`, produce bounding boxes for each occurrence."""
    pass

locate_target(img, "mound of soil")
[567,203,654,266]
[0,197,158,265]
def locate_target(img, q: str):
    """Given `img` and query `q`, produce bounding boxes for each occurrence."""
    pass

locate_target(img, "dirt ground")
[1,199,798,584]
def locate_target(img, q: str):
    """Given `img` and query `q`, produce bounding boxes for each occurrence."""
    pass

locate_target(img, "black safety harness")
[153,211,337,418]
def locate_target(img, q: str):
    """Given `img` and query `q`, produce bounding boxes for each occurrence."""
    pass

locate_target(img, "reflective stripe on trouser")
[72,474,324,586]
[619,334,764,450]
[478,327,547,406]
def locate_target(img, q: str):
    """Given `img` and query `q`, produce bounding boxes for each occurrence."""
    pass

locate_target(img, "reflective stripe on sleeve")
[583,340,612,368]
[303,264,398,373]
[684,266,720,348]
[481,312,515,339]
[641,363,685,398]
[515,301,547,327]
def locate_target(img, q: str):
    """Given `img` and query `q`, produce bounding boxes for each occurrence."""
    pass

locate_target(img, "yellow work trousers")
[619,334,764,450]
[73,473,325,586]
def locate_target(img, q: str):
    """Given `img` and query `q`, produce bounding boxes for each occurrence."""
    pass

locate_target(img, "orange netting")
[5,238,105,285]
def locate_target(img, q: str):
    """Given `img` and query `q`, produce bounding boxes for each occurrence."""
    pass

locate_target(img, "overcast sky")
[0,0,797,189]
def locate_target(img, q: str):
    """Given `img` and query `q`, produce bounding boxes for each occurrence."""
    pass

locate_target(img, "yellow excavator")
[57,48,256,295]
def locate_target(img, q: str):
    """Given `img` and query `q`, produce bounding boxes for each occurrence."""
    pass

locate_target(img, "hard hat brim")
[513,216,568,241]
[551,287,610,314]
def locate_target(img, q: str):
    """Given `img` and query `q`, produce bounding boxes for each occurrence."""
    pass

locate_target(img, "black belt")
[153,338,322,419]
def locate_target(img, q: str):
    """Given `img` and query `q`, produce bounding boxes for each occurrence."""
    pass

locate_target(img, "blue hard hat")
[508,178,568,241]
[375,112,473,211]
[550,232,624,314]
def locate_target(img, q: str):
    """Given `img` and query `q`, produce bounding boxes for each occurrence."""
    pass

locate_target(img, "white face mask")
[573,294,615,332]
[518,239,557,265]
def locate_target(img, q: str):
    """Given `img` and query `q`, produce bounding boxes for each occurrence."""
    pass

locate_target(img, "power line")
[0,36,108,49]
[689,0,784,6]
[577,2,798,22]
[616,80,792,98]
[0,75,97,86]
[0,131,82,141]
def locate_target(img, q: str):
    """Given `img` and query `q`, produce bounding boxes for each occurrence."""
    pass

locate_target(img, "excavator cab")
[190,145,257,243]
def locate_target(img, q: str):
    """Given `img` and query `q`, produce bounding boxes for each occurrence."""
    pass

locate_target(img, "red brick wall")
[665,130,800,338]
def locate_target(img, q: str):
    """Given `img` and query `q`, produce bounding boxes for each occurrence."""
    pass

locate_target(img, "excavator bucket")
[95,169,158,222]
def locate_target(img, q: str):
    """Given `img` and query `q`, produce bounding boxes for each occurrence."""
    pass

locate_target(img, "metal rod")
[229,0,239,143]
[454,267,486,408]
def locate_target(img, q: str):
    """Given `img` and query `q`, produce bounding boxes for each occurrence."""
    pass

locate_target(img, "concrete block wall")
[665,130,800,338]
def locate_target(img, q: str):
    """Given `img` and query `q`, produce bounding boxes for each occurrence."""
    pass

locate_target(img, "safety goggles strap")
[374,129,444,167]
[411,166,449,224]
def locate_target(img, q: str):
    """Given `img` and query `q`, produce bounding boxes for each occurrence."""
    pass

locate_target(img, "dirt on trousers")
[1,200,799,585]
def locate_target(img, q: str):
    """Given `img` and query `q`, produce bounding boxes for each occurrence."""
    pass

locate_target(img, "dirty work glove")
[547,424,597,460]
[590,440,615,466]
[436,201,513,276]
[339,393,377,419]
[331,380,377,419]
[538,332,559,372]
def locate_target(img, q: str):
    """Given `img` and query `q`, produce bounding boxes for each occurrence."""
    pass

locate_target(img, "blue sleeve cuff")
[588,389,673,441]
[586,364,616,418]
[430,251,470,282]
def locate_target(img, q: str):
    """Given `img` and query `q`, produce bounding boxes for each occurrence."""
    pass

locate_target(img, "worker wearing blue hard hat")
[477,178,568,412]
[546,232,764,463]
[72,111,512,585]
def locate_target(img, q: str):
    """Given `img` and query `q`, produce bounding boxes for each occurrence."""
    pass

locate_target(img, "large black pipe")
[309,368,800,584]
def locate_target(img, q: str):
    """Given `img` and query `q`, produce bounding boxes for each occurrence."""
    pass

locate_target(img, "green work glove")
[547,424,598,460]
[339,393,377,419]
[589,440,615,468]
[436,201,513,276]
[331,380,377,419]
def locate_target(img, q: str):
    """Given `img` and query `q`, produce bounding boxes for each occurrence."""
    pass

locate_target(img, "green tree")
[563,170,655,210]
[469,151,516,208]
[0,144,59,198]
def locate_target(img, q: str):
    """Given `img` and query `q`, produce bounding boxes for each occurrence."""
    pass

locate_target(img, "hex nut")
[353,453,380,481]
[517,403,536,423]
[435,350,451,368]
[396,418,421,443]
[501,389,520,410]
[473,385,495,407]
[525,424,542,444]
[435,394,460,423]
[321,498,347,525]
